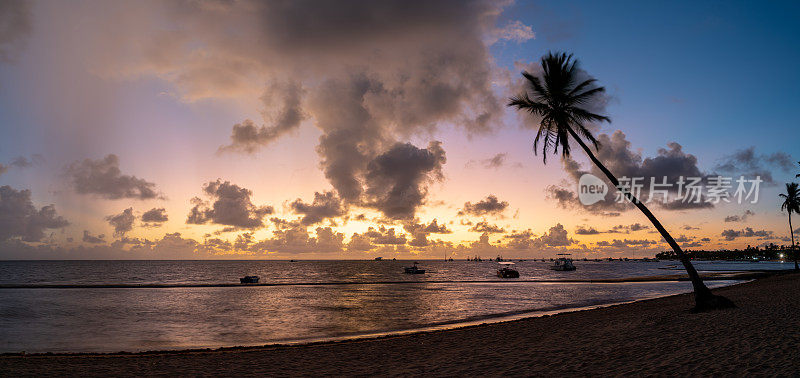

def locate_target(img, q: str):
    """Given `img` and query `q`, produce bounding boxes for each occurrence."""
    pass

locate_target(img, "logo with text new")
[578,173,607,205]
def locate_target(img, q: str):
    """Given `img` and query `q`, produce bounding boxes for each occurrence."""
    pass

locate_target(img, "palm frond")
[569,107,611,123]
[569,86,606,105]
[568,78,597,97]
[507,51,609,165]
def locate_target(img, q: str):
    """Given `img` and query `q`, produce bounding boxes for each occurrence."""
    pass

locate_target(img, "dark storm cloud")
[141,207,168,224]
[66,154,160,200]
[106,207,135,236]
[186,180,273,229]
[721,228,773,241]
[0,186,69,242]
[290,191,347,225]
[364,141,446,219]
[470,221,504,234]
[714,147,793,185]
[459,195,509,217]
[0,0,31,62]
[220,80,307,153]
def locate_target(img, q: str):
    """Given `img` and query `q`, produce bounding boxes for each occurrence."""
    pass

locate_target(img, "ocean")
[0,259,789,353]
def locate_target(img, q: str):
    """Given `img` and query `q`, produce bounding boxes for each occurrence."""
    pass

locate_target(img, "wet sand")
[2,272,799,376]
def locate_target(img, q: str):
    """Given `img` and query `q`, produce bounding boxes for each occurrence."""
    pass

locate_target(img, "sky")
[0,0,798,259]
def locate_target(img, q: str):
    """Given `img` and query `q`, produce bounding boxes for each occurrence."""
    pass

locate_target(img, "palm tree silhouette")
[509,52,734,311]
[779,182,800,271]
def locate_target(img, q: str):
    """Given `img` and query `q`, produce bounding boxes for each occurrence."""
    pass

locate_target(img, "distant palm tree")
[779,182,800,271]
[509,52,734,311]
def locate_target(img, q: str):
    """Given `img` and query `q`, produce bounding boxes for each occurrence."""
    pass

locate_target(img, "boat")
[404,262,426,274]
[496,262,520,278]
[240,275,259,283]
[374,257,383,261]
[550,254,576,271]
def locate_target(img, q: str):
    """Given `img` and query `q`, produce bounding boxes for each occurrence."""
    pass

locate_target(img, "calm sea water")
[0,260,789,353]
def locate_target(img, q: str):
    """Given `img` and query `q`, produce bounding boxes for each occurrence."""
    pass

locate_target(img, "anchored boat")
[550,254,576,271]
[404,262,426,274]
[240,275,260,284]
[496,261,520,278]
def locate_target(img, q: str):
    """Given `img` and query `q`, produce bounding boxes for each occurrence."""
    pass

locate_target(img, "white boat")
[550,254,576,271]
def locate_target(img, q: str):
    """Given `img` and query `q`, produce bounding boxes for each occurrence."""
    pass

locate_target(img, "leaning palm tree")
[509,52,734,311]
[779,182,800,271]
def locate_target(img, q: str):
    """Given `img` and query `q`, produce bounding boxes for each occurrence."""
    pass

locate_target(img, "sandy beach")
[1,272,798,376]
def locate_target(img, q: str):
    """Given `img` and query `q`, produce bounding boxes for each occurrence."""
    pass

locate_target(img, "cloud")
[270,217,301,230]
[575,226,600,235]
[363,141,446,219]
[488,20,535,44]
[251,226,344,254]
[0,186,69,242]
[721,227,774,241]
[0,154,43,177]
[186,180,273,229]
[66,154,160,200]
[459,195,509,216]
[714,147,793,185]
[9,154,43,168]
[471,221,505,233]
[466,153,521,169]
[82,230,105,244]
[402,218,452,248]
[363,226,407,245]
[290,191,347,225]
[595,238,660,251]
[724,210,755,223]
[69,0,526,218]
[548,131,712,213]
[502,224,574,250]
[0,0,31,62]
[106,207,135,236]
[659,199,714,211]
[219,79,307,153]
[141,207,168,225]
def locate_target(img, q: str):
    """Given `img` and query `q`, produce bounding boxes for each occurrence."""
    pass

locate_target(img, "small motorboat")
[240,275,260,284]
[497,262,520,278]
[404,262,426,274]
[550,255,576,271]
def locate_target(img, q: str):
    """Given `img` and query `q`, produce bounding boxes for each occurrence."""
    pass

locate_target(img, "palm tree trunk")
[565,127,733,310]
[789,213,797,271]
